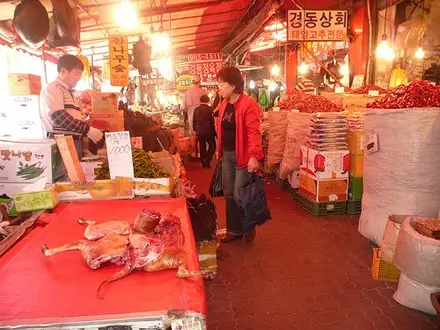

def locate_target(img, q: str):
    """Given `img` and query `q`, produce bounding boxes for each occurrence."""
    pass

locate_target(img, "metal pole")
[91,51,95,91]
[41,47,48,84]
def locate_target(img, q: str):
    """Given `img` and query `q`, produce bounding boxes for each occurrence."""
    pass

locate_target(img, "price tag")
[105,131,134,179]
[351,75,364,89]
[365,131,379,154]
[335,86,345,94]
[368,90,380,96]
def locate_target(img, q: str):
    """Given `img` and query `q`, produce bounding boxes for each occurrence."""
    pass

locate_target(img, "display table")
[0,199,206,329]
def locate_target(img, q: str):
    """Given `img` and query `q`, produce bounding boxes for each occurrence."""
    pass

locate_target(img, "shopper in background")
[212,85,223,112]
[182,74,207,160]
[216,66,264,243]
[295,71,315,94]
[193,94,216,168]
[40,54,104,159]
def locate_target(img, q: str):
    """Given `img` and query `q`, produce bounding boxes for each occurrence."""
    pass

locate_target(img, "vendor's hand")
[247,157,259,173]
[87,126,104,144]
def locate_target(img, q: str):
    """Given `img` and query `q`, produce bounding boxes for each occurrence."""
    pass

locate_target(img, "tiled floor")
[186,162,437,330]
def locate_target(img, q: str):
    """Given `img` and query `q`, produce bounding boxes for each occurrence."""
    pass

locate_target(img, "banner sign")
[176,75,193,91]
[188,53,223,85]
[109,35,129,87]
[287,10,348,41]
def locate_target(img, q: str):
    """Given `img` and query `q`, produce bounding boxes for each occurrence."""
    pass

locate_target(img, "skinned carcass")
[13,0,49,49]
[48,0,80,48]
[77,218,131,240]
[41,234,129,269]
[133,209,161,235]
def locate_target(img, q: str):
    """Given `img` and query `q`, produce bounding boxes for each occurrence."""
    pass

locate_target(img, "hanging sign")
[108,35,129,87]
[287,10,348,41]
[105,131,134,179]
[176,75,193,91]
[188,53,223,85]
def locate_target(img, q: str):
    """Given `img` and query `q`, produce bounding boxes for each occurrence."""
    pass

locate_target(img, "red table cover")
[0,199,206,327]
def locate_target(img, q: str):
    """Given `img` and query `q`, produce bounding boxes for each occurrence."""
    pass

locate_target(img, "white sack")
[394,273,439,315]
[393,217,440,287]
[267,111,289,166]
[279,112,311,178]
[358,108,440,245]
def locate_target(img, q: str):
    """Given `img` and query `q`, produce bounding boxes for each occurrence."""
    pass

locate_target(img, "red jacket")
[217,93,264,169]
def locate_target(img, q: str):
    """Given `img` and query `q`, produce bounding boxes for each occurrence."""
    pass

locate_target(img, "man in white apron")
[40,55,104,159]
[182,74,206,158]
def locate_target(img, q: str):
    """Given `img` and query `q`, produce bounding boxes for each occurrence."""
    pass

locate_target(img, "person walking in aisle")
[216,66,264,243]
[40,54,104,159]
[193,94,216,168]
[182,74,207,160]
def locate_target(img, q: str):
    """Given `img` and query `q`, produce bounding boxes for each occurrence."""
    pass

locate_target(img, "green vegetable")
[16,162,46,180]
[95,148,170,180]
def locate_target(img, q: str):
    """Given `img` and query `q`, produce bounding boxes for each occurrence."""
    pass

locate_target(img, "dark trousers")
[198,133,216,167]
[222,150,251,235]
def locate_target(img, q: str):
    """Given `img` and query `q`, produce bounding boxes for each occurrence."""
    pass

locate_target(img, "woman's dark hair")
[216,66,244,94]
[57,55,84,73]
[200,94,210,103]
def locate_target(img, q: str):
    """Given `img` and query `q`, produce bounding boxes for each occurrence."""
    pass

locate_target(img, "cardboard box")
[0,139,65,183]
[299,172,348,202]
[350,153,364,177]
[1,96,45,139]
[91,92,118,113]
[300,146,350,180]
[380,215,413,262]
[8,74,42,95]
[133,178,172,197]
[89,112,124,132]
[13,185,59,212]
[55,177,133,201]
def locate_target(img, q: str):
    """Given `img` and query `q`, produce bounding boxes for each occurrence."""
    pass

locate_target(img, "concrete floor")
[185,161,437,330]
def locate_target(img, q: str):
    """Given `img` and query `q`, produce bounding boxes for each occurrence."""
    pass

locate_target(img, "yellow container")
[197,240,218,276]
[350,153,364,177]
[13,185,59,213]
[347,131,364,154]
[371,248,400,282]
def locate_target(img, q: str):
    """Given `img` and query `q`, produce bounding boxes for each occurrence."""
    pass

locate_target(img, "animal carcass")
[77,218,131,240]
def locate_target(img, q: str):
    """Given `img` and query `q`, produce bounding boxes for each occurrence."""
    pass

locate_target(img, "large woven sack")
[279,112,311,179]
[266,111,288,167]
[359,108,440,245]
[394,217,440,287]
[394,273,439,315]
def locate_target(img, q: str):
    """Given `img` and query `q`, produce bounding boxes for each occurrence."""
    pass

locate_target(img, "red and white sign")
[287,10,348,41]
[188,53,223,85]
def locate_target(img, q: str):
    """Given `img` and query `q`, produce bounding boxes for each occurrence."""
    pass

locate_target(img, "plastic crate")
[348,177,363,200]
[296,192,347,217]
[347,200,362,215]
[290,187,299,200]
[371,248,400,282]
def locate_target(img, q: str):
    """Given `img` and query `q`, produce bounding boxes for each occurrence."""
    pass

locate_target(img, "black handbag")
[209,163,224,198]
[238,173,271,233]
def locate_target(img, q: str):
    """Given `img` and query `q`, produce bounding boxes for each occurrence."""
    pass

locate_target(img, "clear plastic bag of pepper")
[367,80,440,109]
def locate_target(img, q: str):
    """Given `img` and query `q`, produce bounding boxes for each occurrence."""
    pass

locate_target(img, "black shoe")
[221,233,243,243]
[244,228,256,242]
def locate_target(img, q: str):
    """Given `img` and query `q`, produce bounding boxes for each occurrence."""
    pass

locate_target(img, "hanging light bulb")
[271,64,280,76]
[298,62,309,75]
[415,47,425,59]
[116,0,138,29]
[376,35,395,61]
[249,80,256,89]
[269,82,278,91]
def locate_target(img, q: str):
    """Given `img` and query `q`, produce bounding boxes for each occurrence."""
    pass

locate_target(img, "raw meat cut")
[77,218,131,240]
[154,214,184,249]
[48,0,80,47]
[128,233,164,268]
[13,0,49,49]
[133,209,161,235]
[41,234,129,269]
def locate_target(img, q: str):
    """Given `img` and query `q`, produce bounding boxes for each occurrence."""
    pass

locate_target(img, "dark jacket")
[193,104,215,136]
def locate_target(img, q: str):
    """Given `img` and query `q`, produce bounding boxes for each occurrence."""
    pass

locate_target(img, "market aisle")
[186,161,437,330]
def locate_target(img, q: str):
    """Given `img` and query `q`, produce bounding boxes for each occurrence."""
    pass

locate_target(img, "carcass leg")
[41,240,84,256]
[77,217,96,225]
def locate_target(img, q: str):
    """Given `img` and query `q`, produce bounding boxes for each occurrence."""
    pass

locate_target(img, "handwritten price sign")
[105,131,134,179]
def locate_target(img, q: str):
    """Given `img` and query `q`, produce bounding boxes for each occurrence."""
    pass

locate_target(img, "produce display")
[349,85,387,95]
[367,80,440,109]
[278,89,342,113]
[94,148,170,180]
[41,210,207,296]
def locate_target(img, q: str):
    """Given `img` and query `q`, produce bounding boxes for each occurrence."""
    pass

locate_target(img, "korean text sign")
[287,10,348,41]
[105,131,134,179]
[109,35,129,87]
[188,53,223,85]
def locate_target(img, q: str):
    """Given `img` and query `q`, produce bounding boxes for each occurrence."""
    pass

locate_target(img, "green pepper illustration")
[16,161,46,180]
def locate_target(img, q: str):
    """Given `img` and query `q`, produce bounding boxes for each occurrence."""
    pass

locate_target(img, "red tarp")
[0,199,206,328]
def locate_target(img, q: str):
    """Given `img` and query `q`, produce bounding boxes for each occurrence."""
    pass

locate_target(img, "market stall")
[0,198,207,329]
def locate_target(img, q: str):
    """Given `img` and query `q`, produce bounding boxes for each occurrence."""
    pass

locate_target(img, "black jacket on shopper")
[193,104,215,136]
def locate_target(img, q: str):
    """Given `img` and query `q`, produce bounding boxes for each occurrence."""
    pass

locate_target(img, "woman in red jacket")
[216,67,264,243]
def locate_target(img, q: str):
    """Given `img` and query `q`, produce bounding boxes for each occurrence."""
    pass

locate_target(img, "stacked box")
[347,113,364,214]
